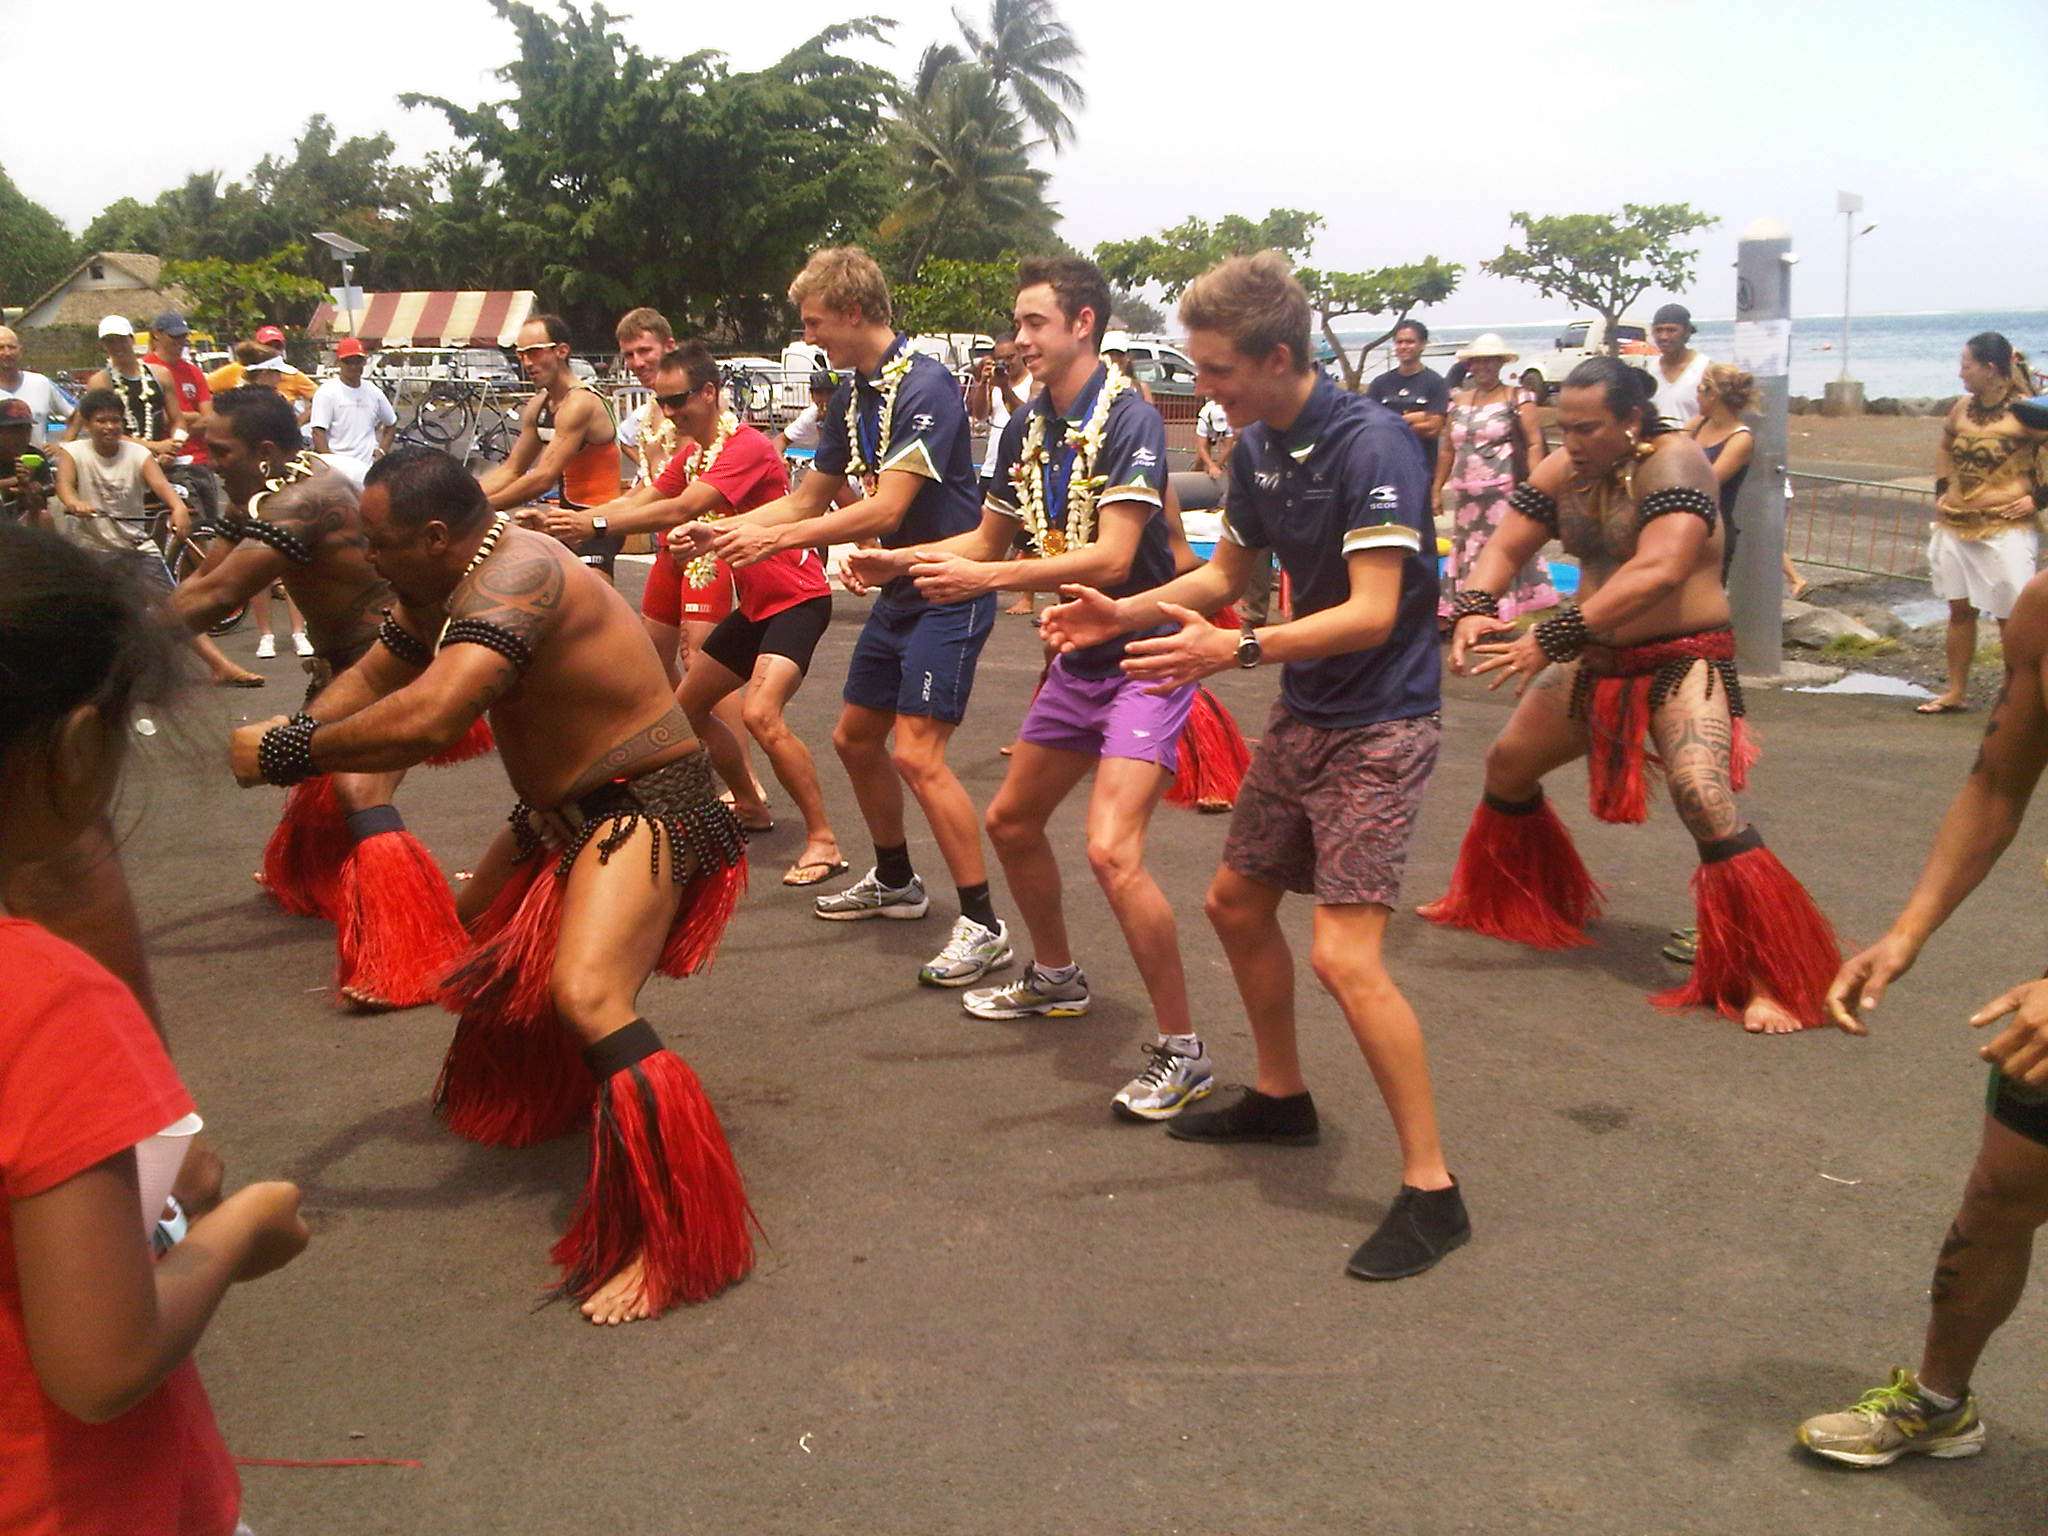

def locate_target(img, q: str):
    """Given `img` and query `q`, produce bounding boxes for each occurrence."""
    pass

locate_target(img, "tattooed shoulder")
[266,475,366,554]
[449,529,567,649]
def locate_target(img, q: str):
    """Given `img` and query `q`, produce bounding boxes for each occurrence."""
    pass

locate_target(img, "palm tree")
[951,0,1086,153]
[883,45,1055,276]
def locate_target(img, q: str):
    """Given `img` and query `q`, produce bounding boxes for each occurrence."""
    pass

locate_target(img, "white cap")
[247,355,291,373]
[97,314,135,338]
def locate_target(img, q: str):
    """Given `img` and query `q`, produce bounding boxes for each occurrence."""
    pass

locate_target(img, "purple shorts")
[1016,657,1195,768]
[1222,705,1441,907]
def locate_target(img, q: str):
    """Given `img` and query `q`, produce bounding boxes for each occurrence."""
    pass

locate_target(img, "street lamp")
[310,231,370,348]
[1827,193,1876,415]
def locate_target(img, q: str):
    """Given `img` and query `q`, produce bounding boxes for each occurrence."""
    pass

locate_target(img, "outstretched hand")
[1447,613,1505,674]
[1120,603,1235,693]
[910,551,991,605]
[1824,932,1921,1034]
[711,521,780,569]
[1040,584,1124,654]
[1467,628,1549,695]
[1972,978,2048,1087]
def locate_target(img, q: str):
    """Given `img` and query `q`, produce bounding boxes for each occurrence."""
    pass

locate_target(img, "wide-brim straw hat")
[1457,332,1518,363]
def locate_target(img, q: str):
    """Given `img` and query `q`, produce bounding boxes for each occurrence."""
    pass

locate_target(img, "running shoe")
[964,964,1091,1020]
[255,632,277,659]
[919,917,1012,987]
[1796,1369,1985,1467]
[292,630,315,657]
[1112,1038,1215,1122]
[813,869,929,922]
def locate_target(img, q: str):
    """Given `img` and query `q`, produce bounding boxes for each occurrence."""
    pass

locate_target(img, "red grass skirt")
[1576,628,1759,825]
[259,778,350,920]
[1418,790,1605,948]
[432,846,748,1149]
[332,823,468,1008]
[1652,830,1839,1028]
[1165,687,1250,811]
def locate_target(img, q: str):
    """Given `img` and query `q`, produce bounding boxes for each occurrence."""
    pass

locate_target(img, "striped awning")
[307,290,537,348]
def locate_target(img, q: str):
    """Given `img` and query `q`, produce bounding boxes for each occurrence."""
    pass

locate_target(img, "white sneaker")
[291,631,315,657]
[918,917,1013,987]
[255,633,277,658]
[1112,1037,1216,1122]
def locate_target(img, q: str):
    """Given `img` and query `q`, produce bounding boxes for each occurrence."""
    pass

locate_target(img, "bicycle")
[107,493,247,636]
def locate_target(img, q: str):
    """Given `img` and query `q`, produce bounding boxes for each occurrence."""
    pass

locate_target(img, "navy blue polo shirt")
[816,335,982,607]
[986,365,1176,679]
[1222,373,1440,730]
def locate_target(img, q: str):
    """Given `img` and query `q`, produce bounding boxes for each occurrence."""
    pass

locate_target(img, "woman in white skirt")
[1918,331,2048,714]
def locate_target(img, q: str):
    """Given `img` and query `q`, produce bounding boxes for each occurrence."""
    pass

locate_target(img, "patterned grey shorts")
[1221,706,1441,907]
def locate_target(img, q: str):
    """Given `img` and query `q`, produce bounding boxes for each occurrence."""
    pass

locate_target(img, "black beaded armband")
[1449,589,1501,622]
[1507,483,1560,536]
[378,614,434,669]
[234,516,316,566]
[1532,604,1590,664]
[439,618,534,673]
[257,716,320,786]
[1637,486,1717,533]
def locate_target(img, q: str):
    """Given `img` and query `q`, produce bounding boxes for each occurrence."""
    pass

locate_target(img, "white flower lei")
[843,348,916,480]
[680,409,739,588]
[1012,365,1131,557]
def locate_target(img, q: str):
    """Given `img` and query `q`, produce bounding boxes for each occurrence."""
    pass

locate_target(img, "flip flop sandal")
[1914,700,1969,715]
[782,858,850,887]
[217,674,267,688]
[1661,926,1698,965]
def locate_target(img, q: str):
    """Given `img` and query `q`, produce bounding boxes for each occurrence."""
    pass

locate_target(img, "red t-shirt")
[143,353,212,465]
[655,425,828,621]
[0,919,239,1536]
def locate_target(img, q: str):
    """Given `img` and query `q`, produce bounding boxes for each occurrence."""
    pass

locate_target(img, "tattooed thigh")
[1649,662,1741,843]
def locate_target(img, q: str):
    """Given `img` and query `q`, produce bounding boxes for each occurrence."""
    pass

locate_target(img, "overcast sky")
[7,0,2043,326]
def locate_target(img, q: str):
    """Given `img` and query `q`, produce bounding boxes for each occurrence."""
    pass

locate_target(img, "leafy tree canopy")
[0,166,78,307]
[1484,203,1716,351]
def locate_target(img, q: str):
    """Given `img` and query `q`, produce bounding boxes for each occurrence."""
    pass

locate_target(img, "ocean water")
[1336,309,2048,401]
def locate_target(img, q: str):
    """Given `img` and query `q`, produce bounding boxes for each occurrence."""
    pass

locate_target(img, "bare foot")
[1004,598,1034,616]
[581,1253,654,1325]
[1743,992,1804,1035]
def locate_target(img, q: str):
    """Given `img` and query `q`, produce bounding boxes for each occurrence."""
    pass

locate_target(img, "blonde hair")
[788,247,892,327]
[1700,362,1756,414]
[614,307,673,344]
[1179,252,1313,374]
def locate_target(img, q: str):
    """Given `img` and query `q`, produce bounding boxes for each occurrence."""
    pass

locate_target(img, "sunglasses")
[515,344,560,357]
[653,390,701,409]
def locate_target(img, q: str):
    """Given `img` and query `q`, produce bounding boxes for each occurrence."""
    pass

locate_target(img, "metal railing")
[1785,469,1939,581]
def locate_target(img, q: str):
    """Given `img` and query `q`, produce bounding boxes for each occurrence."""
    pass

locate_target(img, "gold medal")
[1042,528,1067,556]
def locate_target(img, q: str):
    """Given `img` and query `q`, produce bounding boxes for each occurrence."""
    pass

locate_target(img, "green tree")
[1485,204,1717,353]
[1109,287,1164,332]
[161,247,330,338]
[1095,209,1320,299]
[405,1,898,341]
[0,166,77,305]
[894,257,1020,334]
[1296,258,1463,388]
[1096,210,1461,385]
[880,46,1056,279]
[946,0,1085,152]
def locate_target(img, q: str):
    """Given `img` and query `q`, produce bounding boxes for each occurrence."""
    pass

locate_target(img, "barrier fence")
[1785,469,1940,582]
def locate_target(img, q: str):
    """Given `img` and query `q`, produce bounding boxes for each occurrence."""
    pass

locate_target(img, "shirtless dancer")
[1420,357,1841,1033]
[172,388,469,1007]
[481,314,624,577]
[229,446,752,1325]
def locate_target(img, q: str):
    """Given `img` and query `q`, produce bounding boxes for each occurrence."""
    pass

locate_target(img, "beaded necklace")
[247,451,321,519]
[435,514,512,652]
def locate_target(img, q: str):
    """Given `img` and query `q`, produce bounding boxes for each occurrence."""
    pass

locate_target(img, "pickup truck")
[1513,317,1657,402]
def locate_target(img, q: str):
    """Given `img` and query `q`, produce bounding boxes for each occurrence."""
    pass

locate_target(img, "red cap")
[253,324,287,345]
[335,338,366,359]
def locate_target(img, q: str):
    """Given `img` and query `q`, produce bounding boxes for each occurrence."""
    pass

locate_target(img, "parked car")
[1513,317,1656,401]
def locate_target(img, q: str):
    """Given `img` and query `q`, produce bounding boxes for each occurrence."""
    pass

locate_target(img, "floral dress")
[1440,388,1557,620]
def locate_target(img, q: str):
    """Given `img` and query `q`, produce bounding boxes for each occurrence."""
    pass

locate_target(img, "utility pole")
[1730,218,1794,677]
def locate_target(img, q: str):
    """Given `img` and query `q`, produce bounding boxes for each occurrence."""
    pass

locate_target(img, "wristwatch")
[1237,628,1262,669]
[591,515,609,538]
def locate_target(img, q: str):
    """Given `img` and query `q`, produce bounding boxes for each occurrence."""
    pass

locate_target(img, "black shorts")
[1987,1067,2048,1147]
[700,594,832,680]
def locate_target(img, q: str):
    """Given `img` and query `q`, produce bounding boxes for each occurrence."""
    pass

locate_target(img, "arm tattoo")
[449,538,567,653]
[564,707,696,801]
[265,478,368,559]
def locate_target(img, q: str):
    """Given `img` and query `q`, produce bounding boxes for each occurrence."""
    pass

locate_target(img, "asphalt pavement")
[124,575,2048,1534]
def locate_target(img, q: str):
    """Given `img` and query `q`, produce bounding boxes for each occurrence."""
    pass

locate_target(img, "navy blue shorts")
[842,593,996,724]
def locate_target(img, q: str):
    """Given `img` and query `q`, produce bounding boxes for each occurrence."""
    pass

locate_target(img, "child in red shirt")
[0,523,310,1535]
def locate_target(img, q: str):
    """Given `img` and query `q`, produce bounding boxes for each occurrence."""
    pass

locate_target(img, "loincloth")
[1567,625,1756,825]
